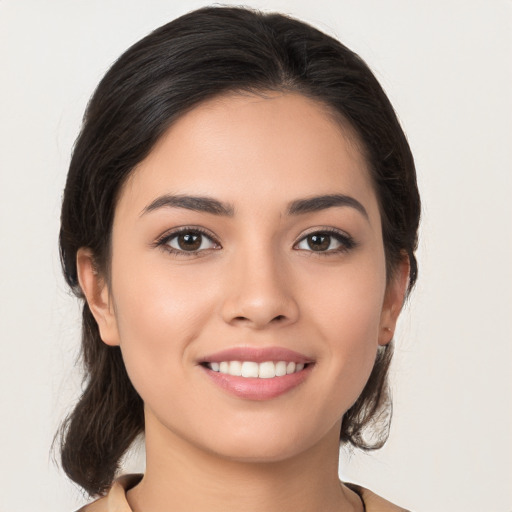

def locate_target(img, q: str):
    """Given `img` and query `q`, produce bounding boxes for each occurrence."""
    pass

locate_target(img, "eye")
[156,228,220,255]
[295,230,355,254]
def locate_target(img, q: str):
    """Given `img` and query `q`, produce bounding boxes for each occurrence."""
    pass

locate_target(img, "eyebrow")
[287,194,368,219]
[141,193,368,219]
[141,194,235,217]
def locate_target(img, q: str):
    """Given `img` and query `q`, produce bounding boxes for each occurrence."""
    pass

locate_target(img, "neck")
[126,410,362,512]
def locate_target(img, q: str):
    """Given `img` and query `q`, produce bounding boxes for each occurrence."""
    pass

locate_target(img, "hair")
[58,5,420,497]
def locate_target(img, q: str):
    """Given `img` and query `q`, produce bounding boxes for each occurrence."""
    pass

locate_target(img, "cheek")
[109,257,216,398]
[304,251,386,340]
[301,252,387,399]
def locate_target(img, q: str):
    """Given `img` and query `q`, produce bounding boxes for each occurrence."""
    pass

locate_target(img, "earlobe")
[378,257,410,346]
[76,248,120,346]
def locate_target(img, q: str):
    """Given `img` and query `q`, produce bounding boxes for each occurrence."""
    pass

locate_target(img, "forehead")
[117,91,379,222]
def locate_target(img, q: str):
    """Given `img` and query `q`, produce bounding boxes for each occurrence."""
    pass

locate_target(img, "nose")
[220,245,299,330]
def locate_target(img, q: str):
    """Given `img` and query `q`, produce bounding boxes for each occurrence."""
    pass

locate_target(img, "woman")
[58,6,420,511]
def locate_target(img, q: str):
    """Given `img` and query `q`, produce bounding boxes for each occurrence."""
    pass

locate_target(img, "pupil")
[308,234,330,251]
[178,233,201,251]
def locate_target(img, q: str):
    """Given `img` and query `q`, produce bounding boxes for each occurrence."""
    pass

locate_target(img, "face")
[79,92,406,462]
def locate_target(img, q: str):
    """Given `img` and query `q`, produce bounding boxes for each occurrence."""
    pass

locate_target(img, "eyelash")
[154,227,357,257]
[295,228,357,256]
[154,226,220,257]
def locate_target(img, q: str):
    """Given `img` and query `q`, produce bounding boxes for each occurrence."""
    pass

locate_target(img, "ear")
[76,248,120,346]
[378,256,410,346]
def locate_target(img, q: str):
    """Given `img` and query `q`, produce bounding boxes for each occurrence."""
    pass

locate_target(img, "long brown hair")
[58,5,420,496]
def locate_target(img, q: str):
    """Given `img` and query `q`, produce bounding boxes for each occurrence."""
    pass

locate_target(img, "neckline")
[120,475,366,512]
[344,481,367,511]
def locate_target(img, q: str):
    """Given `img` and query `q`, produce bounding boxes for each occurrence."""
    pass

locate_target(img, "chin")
[193,416,340,464]
[206,438,308,464]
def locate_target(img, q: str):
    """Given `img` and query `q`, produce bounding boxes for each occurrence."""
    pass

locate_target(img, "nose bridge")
[221,237,298,328]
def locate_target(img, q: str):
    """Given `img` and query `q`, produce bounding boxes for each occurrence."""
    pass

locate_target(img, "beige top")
[77,474,410,512]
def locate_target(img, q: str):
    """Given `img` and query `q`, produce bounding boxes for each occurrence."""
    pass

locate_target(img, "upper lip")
[199,346,313,364]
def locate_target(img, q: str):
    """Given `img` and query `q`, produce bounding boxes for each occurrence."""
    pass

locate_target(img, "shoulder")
[346,482,411,512]
[75,474,143,512]
[75,496,107,512]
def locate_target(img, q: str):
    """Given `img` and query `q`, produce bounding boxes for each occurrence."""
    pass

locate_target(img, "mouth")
[202,360,308,378]
[199,347,314,400]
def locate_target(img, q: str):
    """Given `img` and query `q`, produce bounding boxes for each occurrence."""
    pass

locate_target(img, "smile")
[199,347,313,400]
[206,360,305,378]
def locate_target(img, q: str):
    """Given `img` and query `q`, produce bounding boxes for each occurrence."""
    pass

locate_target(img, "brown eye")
[295,230,355,254]
[177,232,202,251]
[306,233,331,251]
[166,230,217,252]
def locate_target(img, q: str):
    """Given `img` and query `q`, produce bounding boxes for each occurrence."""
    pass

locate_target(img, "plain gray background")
[1,1,511,510]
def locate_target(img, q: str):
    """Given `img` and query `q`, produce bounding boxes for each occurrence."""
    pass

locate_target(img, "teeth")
[258,361,275,379]
[286,362,296,374]
[275,361,287,376]
[241,361,259,378]
[208,360,307,378]
[229,360,242,376]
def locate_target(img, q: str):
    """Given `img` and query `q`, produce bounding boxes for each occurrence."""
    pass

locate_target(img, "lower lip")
[202,365,312,400]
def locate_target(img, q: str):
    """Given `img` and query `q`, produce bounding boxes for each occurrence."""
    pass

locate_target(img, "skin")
[78,92,409,512]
